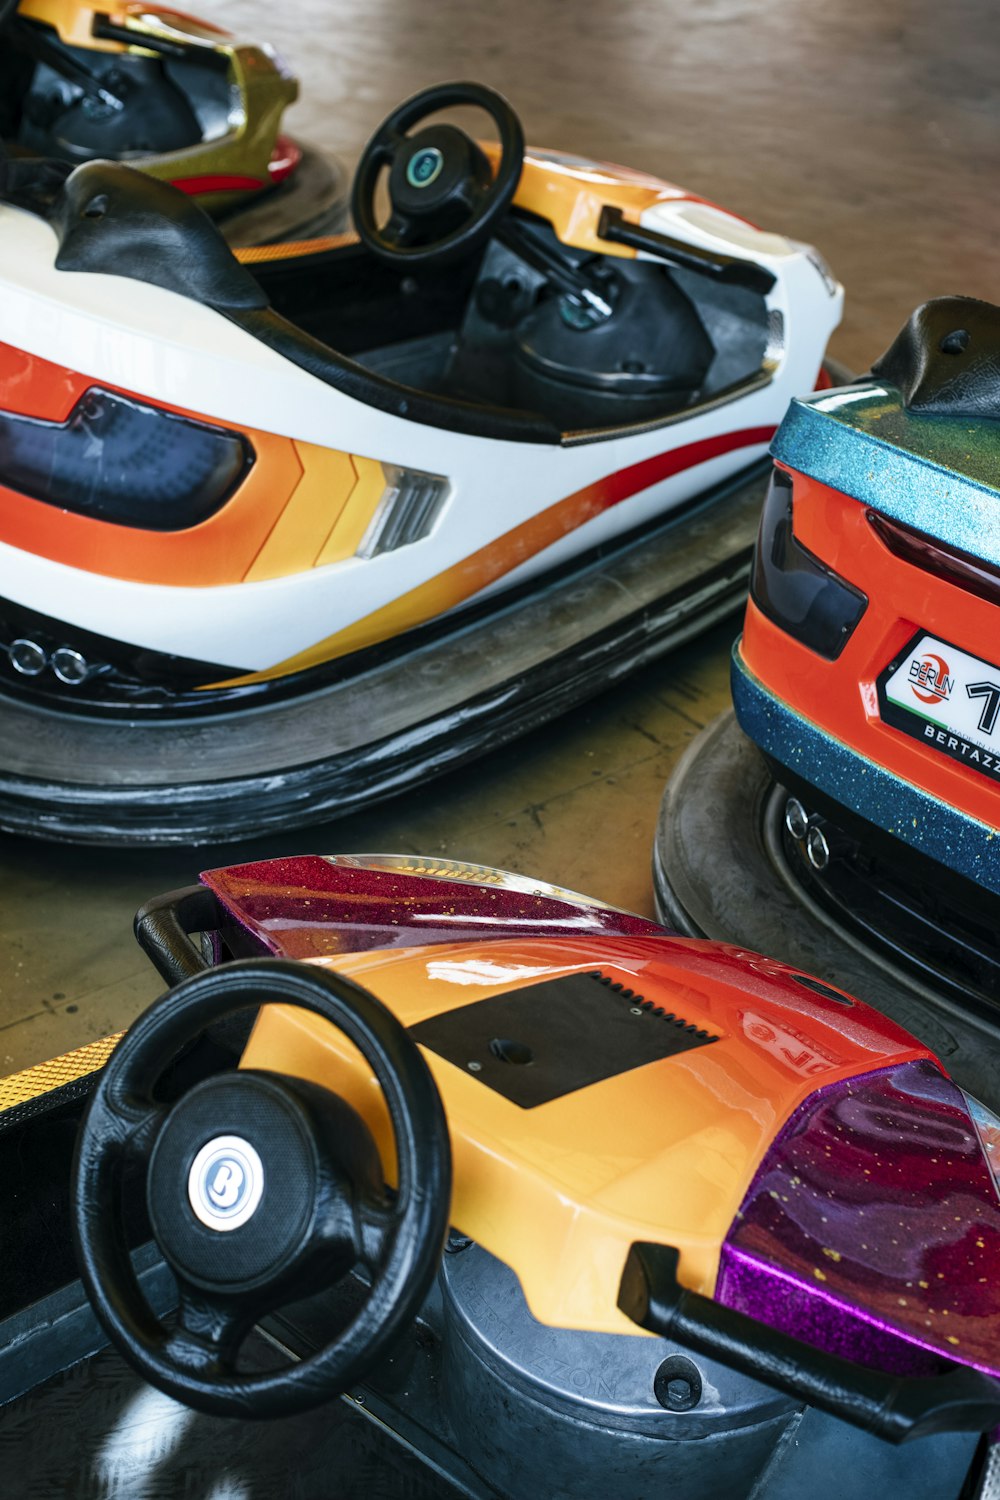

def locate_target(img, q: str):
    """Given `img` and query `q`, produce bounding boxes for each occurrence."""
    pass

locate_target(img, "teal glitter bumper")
[772,384,1000,570]
[731,643,1000,899]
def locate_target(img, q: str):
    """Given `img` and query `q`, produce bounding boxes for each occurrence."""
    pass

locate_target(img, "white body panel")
[0,198,842,671]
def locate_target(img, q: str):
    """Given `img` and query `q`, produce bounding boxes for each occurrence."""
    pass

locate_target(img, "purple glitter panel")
[718,1059,1000,1376]
[201,855,666,961]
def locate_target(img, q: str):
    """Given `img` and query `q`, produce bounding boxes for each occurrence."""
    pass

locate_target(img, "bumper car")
[0,0,347,243]
[653,297,1000,1097]
[0,80,842,845]
[0,854,999,1498]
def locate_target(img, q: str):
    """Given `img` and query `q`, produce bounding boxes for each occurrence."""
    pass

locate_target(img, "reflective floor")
[1,0,998,1070]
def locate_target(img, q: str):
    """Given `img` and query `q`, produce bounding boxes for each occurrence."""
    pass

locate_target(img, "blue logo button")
[406,147,444,189]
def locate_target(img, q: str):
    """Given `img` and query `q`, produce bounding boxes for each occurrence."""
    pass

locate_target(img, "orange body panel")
[486,144,721,258]
[18,0,230,51]
[740,465,1000,829]
[0,343,389,587]
[240,934,932,1336]
[18,0,126,50]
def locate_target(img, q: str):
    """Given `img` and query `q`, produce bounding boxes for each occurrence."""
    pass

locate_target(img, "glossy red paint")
[170,173,267,195]
[201,855,932,1067]
[201,854,665,959]
[267,135,303,185]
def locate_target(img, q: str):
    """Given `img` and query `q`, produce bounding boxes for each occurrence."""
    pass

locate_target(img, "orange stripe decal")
[208,425,774,686]
[234,232,360,264]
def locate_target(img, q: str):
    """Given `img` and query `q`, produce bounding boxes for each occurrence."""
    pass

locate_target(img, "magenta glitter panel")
[718,1059,1000,1377]
[201,854,666,961]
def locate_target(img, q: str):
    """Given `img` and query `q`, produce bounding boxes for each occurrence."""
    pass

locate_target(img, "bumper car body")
[1,0,347,242]
[654,297,1000,1065]
[0,83,841,842]
[0,856,998,1497]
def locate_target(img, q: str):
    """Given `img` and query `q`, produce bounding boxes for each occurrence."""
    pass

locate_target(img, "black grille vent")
[587,971,719,1041]
[410,968,720,1109]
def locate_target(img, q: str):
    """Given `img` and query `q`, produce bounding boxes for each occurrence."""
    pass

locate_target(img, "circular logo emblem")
[406,147,444,189]
[910,652,952,705]
[188,1135,264,1233]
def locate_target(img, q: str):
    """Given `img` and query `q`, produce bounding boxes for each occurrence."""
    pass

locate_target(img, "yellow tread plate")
[0,1032,121,1113]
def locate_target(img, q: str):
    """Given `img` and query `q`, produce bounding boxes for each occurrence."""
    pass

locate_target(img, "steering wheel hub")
[148,1072,329,1291]
[389,124,490,223]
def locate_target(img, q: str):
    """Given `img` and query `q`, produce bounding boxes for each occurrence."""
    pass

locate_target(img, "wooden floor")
[1,0,998,1071]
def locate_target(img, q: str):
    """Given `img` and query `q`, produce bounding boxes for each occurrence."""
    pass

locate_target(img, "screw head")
[654,1355,702,1412]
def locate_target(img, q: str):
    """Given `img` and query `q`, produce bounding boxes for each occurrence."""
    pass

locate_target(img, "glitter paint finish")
[772,389,1000,570]
[201,854,667,960]
[718,1059,1000,1377]
[238,920,933,1330]
[731,647,1000,897]
[196,852,1000,1362]
[737,369,1000,889]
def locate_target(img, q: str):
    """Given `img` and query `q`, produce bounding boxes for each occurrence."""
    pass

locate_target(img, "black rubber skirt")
[0,460,769,847]
[652,709,1000,1105]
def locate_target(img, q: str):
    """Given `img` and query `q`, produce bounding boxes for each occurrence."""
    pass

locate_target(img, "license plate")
[878,632,1000,786]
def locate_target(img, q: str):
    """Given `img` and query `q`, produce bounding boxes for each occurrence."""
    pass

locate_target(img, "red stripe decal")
[169,174,266,196]
[572,425,777,521]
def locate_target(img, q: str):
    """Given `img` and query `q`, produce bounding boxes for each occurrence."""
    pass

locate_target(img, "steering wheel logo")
[188,1135,265,1232]
[207,1159,244,1209]
[407,147,444,188]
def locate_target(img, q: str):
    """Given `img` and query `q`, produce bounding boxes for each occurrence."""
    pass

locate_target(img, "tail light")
[0,389,252,530]
[718,1058,1000,1376]
[750,467,867,659]
[964,1091,1000,1196]
[868,508,1000,610]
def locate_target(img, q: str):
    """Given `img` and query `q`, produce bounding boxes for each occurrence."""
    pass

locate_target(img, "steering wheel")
[72,959,452,1418]
[351,80,525,269]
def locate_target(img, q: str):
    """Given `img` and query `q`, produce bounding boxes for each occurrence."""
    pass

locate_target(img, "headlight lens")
[0,388,252,530]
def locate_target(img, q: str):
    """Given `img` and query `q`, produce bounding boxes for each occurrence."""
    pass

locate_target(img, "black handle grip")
[618,1242,1000,1444]
[598,205,777,296]
[133,885,219,987]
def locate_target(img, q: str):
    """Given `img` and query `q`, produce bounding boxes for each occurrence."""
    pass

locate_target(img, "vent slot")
[357,464,449,558]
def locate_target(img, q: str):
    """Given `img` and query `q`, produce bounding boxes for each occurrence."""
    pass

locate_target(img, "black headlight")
[750,467,867,659]
[0,388,252,530]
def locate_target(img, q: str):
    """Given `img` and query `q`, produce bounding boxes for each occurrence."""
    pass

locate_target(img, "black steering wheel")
[351,80,524,269]
[72,959,452,1418]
